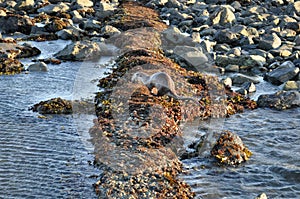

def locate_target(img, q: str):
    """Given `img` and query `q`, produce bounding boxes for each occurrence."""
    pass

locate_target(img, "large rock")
[264,61,299,85]
[55,41,102,61]
[45,19,70,33]
[162,26,193,46]
[231,73,260,85]
[56,28,82,40]
[172,45,210,70]
[0,15,34,35]
[216,55,265,69]
[257,91,300,110]
[208,5,236,26]
[258,33,282,51]
[14,0,35,11]
[37,2,70,14]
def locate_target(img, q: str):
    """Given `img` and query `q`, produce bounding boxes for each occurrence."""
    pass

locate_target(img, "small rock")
[236,88,247,95]
[222,77,232,87]
[27,62,48,72]
[257,90,300,110]
[72,0,94,9]
[242,81,256,93]
[264,61,299,85]
[283,81,300,91]
[255,193,268,199]
[101,25,121,37]
[225,64,239,72]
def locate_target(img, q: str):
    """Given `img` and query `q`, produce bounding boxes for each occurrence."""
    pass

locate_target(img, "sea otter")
[131,71,200,104]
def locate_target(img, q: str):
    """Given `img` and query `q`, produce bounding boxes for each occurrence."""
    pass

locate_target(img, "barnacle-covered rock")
[211,131,252,166]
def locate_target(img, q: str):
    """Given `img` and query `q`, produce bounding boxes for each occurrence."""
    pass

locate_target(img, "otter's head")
[131,72,148,83]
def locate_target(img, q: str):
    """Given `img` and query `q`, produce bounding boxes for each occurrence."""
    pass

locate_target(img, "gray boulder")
[264,61,299,85]
[231,73,260,85]
[257,90,300,110]
[27,62,48,72]
[173,45,210,70]
[37,2,70,14]
[55,41,101,61]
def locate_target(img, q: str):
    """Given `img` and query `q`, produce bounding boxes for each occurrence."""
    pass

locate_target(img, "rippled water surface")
[0,40,111,198]
[1,40,299,199]
[181,108,300,199]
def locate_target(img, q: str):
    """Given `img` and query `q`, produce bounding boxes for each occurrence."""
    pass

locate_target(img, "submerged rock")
[211,131,252,166]
[257,90,300,110]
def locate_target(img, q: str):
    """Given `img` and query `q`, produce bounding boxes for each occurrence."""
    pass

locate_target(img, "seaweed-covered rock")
[0,58,24,75]
[257,90,300,110]
[30,97,72,114]
[211,131,252,166]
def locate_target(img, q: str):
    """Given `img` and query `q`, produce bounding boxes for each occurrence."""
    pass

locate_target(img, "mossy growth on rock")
[0,58,24,75]
[211,131,252,166]
[30,97,72,114]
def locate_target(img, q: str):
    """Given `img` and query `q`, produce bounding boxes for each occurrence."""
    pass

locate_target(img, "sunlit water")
[0,40,111,198]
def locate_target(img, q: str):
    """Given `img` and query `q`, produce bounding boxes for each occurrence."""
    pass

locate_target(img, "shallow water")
[1,39,299,199]
[181,108,300,199]
[0,40,111,198]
